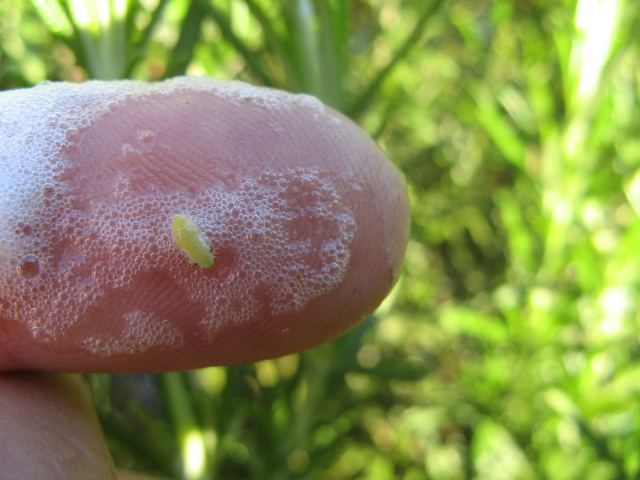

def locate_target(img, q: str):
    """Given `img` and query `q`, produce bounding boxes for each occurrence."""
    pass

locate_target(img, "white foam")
[0,77,355,356]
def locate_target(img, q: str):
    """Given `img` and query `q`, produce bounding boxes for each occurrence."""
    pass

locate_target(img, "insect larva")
[172,214,214,268]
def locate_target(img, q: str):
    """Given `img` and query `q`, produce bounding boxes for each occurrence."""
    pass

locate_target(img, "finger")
[0,78,409,372]
[0,372,116,479]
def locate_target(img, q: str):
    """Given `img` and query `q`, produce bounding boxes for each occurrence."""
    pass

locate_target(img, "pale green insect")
[172,214,214,268]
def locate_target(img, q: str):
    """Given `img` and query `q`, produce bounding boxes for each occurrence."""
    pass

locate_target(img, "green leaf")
[30,0,73,36]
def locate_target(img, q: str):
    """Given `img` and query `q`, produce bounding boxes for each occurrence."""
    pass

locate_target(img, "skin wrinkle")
[129,154,173,187]
[154,147,207,187]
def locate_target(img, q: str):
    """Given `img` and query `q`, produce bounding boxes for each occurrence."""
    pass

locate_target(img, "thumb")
[0,78,409,373]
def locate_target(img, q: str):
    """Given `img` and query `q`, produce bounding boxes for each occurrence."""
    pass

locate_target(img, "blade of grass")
[287,0,322,96]
[495,190,539,274]
[242,0,295,85]
[349,0,444,119]
[30,0,74,37]
[124,0,171,77]
[164,0,206,78]
[194,0,274,86]
[314,0,347,110]
[473,86,527,169]
[65,0,128,79]
[159,372,208,480]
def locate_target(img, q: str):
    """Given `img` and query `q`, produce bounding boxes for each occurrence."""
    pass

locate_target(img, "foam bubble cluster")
[0,77,355,357]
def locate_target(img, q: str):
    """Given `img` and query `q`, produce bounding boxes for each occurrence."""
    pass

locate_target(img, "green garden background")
[3,0,640,478]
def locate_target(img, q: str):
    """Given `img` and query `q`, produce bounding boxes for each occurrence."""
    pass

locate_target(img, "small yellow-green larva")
[172,214,214,268]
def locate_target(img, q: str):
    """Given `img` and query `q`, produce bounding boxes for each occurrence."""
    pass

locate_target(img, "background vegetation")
[3,0,640,478]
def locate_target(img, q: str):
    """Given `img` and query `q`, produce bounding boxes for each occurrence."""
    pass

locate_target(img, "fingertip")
[0,77,408,372]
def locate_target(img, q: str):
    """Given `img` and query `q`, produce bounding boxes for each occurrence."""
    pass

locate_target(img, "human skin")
[0,78,409,478]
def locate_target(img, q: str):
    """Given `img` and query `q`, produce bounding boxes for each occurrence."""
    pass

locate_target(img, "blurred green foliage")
[3,0,640,478]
